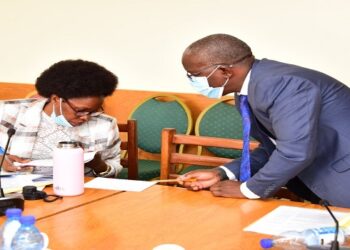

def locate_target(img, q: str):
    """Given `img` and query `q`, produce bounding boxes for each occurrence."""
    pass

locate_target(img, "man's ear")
[219,65,235,78]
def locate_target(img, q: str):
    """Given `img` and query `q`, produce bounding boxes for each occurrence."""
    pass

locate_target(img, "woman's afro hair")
[35,59,118,99]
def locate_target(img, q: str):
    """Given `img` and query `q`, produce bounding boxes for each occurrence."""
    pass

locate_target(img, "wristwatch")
[93,164,112,177]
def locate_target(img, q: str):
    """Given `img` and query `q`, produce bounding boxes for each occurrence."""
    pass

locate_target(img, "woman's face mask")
[51,98,73,127]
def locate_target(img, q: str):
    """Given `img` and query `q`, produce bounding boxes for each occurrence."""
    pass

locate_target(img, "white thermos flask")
[53,141,84,196]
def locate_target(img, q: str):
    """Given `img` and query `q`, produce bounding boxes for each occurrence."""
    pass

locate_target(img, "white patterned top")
[31,112,72,175]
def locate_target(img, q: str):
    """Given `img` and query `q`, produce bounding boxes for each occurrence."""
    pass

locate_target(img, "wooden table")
[36,184,350,250]
[0,183,122,224]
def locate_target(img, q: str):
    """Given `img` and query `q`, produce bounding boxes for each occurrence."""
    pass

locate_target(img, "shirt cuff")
[240,182,260,199]
[219,166,237,181]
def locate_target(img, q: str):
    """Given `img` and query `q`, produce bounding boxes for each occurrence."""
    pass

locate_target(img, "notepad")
[244,205,349,236]
[84,177,156,192]
[1,174,53,194]
[13,151,96,167]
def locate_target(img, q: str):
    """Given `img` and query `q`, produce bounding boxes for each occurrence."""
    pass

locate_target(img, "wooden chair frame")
[160,128,304,202]
[117,119,138,180]
[160,128,259,180]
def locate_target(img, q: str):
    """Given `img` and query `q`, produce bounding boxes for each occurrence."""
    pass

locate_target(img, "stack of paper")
[84,177,156,192]
[244,205,349,236]
[13,151,96,167]
[1,174,53,194]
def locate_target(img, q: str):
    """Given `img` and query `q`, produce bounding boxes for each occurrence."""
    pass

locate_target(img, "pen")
[0,175,13,178]
[154,177,197,183]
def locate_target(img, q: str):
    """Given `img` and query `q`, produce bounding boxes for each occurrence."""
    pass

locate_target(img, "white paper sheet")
[244,205,349,236]
[13,151,96,167]
[84,177,156,192]
[1,174,53,194]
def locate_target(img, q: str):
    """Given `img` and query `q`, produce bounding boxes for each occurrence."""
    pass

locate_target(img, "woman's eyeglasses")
[64,99,104,117]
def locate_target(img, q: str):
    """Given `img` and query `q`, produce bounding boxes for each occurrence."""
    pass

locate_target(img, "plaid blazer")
[0,98,122,177]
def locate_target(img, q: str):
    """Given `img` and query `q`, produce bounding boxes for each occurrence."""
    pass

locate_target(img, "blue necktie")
[239,95,251,182]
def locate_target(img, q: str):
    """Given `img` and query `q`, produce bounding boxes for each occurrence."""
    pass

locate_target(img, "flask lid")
[57,141,80,148]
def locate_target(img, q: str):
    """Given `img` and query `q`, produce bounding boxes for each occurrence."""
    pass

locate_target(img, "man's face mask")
[187,65,230,99]
[51,98,73,128]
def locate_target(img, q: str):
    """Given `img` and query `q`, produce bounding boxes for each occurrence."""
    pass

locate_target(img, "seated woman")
[0,59,122,177]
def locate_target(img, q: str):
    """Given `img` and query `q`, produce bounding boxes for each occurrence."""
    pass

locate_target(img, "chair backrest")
[160,128,259,180]
[160,128,303,202]
[24,90,43,99]
[117,119,138,179]
[130,94,192,154]
[195,97,249,158]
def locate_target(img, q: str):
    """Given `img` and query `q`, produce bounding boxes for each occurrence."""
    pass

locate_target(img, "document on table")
[244,205,349,236]
[84,177,156,192]
[1,174,53,194]
[13,151,96,167]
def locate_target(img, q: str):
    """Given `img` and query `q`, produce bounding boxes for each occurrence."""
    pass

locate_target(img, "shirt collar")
[238,70,251,96]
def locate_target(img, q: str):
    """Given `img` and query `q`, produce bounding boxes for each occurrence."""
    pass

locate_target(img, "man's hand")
[177,169,222,191]
[210,180,246,198]
[0,154,31,172]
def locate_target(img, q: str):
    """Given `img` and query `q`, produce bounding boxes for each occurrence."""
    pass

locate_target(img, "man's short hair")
[183,34,253,65]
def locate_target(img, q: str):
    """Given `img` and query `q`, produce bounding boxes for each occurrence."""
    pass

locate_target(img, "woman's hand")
[85,153,108,174]
[177,169,222,191]
[0,154,31,172]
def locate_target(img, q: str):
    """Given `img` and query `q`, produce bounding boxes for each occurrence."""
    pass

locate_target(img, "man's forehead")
[182,53,209,71]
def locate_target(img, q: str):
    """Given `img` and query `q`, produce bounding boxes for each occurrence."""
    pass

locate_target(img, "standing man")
[179,33,350,208]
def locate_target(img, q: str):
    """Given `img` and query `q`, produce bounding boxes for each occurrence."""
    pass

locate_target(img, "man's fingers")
[210,184,222,196]
[211,190,222,196]
[209,185,219,192]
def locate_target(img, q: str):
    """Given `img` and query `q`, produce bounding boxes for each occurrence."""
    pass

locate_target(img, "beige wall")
[0,0,349,92]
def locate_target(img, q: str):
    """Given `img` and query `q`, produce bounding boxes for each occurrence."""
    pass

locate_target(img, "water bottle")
[0,208,22,250]
[11,216,44,250]
[260,230,307,250]
[53,141,84,196]
[260,226,350,249]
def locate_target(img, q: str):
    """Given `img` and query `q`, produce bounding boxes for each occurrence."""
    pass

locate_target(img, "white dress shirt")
[219,70,260,199]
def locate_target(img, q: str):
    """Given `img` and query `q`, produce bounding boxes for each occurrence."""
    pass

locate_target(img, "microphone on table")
[0,128,24,216]
[0,128,16,197]
[321,200,339,250]
[307,200,350,250]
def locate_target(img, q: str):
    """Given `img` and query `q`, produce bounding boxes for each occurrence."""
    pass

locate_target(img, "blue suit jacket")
[225,59,350,207]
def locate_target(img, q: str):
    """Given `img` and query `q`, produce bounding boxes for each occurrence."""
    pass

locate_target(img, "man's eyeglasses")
[64,99,104,117]
[186,54,253,81]
[186,64,223,81]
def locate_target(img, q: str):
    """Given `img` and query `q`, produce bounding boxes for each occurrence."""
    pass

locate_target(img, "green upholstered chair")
[118,94,192,180]
[196,97,244,157]
[180,97,251,174]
